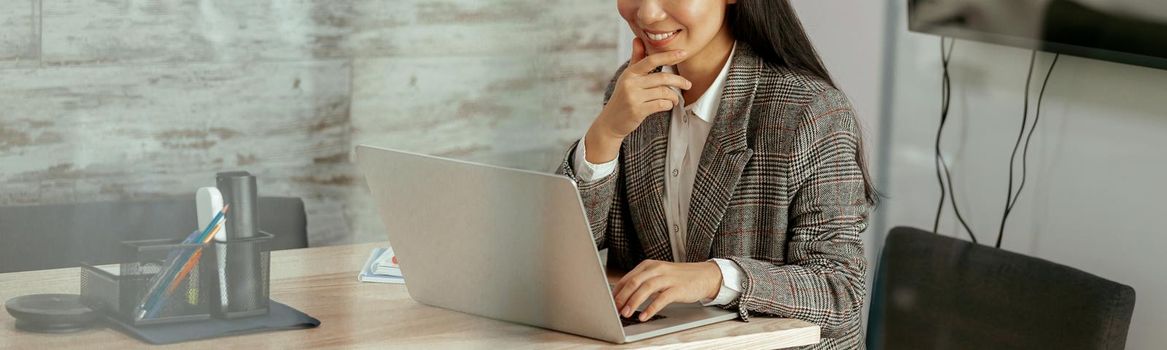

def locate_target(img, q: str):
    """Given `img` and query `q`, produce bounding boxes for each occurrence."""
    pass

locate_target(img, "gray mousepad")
[105,300,320,345]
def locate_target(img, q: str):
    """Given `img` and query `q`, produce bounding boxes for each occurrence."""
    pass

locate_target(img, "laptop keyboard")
[620,311,665,327]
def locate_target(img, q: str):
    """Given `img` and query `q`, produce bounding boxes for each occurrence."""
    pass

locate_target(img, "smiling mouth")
[644,29,682,42]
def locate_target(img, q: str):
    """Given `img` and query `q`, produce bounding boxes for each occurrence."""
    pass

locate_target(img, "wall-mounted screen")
[909,0,1167,70]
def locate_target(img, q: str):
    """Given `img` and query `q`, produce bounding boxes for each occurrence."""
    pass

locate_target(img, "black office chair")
[0,196,309,273]
[867,226,1136,350]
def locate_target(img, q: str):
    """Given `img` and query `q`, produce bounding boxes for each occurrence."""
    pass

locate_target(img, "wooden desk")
[1,243,819,349]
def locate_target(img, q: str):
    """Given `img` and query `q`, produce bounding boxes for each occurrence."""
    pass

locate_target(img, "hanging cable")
[1009,54,1060,211]
[997,53,1061,248]
[933,37,979,243]
[996,51,1037,248]
[931,38,951,234]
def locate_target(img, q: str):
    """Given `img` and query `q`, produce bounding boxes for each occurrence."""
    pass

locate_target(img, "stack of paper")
[358,247,405,284]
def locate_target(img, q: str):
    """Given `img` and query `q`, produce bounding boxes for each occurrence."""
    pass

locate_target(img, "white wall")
[880,1,1167,348]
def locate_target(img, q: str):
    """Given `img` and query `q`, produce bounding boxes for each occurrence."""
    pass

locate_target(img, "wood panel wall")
[0,0,619,245]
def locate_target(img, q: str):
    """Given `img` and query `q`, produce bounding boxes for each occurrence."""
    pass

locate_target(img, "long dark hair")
[728,0,881,206]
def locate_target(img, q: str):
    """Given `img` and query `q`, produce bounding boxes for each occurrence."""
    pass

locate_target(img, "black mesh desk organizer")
[79,232,319,344]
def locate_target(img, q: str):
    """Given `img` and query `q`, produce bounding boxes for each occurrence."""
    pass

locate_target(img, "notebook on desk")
[357,247,404,284]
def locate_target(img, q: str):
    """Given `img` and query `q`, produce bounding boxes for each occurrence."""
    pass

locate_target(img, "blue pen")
[193,205,230,242]
[142,237,207,319]
[138,207,229,320]
[144,218,226,319]
[157,229,205,266]
[163,207,229,264]
[136,206,229,322]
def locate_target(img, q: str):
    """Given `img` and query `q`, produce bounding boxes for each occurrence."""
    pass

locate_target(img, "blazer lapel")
[622,111,674,262]
[683,44,760,263]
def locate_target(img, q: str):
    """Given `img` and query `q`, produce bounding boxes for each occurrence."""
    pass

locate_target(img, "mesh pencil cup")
[80,238,215,325]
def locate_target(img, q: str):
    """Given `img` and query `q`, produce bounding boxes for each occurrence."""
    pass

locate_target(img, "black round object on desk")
[5,294,99,333]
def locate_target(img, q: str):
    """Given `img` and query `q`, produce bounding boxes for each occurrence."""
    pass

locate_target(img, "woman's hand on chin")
[584,38,692,164]
[611,259,722,321]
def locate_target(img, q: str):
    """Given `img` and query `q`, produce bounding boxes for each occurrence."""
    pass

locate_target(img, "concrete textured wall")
[0,0,620,246]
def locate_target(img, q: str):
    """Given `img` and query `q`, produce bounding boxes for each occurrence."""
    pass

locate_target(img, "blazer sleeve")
[555,61,642,269]
[726,88,870,338]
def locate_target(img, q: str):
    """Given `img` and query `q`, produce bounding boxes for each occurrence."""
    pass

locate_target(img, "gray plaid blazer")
[557,43,870,349]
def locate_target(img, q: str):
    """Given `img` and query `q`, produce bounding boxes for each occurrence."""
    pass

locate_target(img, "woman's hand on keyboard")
[611,259,721,321]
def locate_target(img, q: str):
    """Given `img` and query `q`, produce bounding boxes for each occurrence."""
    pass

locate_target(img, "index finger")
[627,50,688,75]
[612,261,655,310]
[613,260,652,293]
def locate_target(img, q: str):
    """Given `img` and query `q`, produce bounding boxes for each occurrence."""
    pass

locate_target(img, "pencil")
[137,205,230,320]
[163,222,223,296]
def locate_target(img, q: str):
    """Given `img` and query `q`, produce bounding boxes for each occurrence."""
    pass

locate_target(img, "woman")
[557,0,877,348]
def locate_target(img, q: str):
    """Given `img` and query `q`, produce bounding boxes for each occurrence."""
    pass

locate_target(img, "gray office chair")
[0,196,309,273]
[866,227,1136,350]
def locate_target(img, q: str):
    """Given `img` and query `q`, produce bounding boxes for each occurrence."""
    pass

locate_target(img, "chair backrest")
[0,196,309,273]
[867,227,1136,350]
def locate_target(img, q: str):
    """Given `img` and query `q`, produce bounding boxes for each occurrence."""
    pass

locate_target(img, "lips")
[643,29,681,47]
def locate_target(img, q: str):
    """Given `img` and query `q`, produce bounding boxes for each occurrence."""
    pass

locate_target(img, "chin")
[645,41,689,55]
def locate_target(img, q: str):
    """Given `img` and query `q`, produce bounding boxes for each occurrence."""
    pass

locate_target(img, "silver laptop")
[355,145,737,343]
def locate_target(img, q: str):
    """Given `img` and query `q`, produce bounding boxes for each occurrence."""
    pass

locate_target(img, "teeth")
[646,30,677,41]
